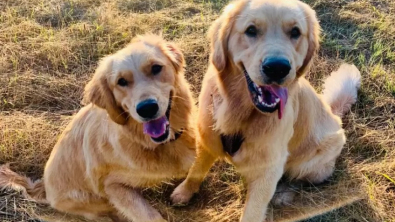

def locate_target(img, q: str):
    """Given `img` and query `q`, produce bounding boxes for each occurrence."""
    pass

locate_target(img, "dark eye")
[151,65,162,75]
[290,27,301,39]
[245,25,258,37]
[117,78,128,87]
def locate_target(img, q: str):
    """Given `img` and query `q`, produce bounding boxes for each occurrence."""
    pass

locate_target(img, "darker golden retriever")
[171,0,361,221]
[0,35,196,222]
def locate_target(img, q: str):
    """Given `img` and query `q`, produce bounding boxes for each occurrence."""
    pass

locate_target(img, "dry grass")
[0,0,394,221]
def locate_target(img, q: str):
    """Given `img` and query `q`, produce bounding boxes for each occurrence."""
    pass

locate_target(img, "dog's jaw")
[243,69,288,119]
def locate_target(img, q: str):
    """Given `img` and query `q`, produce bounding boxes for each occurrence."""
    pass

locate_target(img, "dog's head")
[210,0,320,119]
[83,35,185,144]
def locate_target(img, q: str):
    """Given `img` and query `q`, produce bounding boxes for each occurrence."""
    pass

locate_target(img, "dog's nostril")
[262,58,291,82]
[136,99,159,119]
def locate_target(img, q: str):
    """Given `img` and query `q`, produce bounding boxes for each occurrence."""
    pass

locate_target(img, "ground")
[0,0,394,221]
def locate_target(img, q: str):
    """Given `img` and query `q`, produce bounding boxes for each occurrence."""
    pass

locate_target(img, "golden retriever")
[0,34,196,222]
[171,0,361,221]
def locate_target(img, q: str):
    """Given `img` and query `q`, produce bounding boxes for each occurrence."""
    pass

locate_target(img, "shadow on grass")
[35,1,93,28]
[117,0,175,13]
[307,0,394,67]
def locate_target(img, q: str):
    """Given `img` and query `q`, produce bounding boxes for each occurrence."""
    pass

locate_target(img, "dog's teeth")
[275,98,280,103]
[261,102,277,108]
[255,86,260,92]
[258,96,263,103]
[258,87,262,94]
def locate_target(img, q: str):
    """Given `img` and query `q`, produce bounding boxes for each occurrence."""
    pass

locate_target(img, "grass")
[0,0,394,221]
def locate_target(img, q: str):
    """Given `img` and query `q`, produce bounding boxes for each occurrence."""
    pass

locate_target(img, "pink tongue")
[143,116,169,138]
[268,85,288,119]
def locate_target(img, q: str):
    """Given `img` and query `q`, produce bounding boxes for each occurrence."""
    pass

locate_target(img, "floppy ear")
[209,0,249,72]
[297,2,321,76]
[162,42,185,73]
[83,56,128,125]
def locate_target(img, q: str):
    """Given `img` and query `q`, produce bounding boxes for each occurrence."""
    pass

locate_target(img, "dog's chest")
[217,112,290,161]
[117,139,195,177]
[220,133,245,157]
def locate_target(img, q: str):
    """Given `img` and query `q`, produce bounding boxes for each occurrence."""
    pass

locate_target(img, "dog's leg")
[240,164,284,222]
[288,129,345,184]
[51,194,113,220]
[171,146,217,204]
[104,183,166,222]
[108,212,129,222]
[271,178,304,206]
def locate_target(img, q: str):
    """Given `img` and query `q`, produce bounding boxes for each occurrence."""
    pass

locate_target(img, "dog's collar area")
[210,93,245,156]
[165,91,173,119]
[150,128,184,145]
[170,129,184,142]
[163,92,183,144]
[220,133,244,156]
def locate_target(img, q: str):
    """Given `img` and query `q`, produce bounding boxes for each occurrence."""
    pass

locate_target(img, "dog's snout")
[136,99,159,119]
[262,58,291,83]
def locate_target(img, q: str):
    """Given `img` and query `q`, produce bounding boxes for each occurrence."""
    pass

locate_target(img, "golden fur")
[171,0,361,221]
[0,35,196,222]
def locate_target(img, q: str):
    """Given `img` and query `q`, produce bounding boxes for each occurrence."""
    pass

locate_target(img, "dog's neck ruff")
[210,92,245,156]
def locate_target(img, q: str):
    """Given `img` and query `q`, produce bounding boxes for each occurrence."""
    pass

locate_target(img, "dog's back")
[286,64,361,182]
[44,105,107,203]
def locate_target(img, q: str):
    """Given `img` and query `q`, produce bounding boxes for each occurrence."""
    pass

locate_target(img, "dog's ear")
[209,0,249,72]
[163,42,185,73]
[83,56,128,125]
[297,2,320,76]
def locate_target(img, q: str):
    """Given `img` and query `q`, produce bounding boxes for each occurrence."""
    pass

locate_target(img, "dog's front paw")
[170,181,195,205]
[272,191,295,206]
[271,184,296,206]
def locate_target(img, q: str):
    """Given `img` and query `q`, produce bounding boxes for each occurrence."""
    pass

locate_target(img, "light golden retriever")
[171,0,361,221]
[0,35,196,222]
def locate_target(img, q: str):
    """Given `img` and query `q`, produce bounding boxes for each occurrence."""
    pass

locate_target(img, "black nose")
[136,99,159,119]
[262,58,291,83]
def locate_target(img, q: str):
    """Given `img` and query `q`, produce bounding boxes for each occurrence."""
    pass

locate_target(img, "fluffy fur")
[0,35,196,222]
[171,0,361,221]
[323,64,361,117]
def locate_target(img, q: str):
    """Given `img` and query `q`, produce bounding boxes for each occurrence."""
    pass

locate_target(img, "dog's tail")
[0,164,47,203]
[322,63,361,117]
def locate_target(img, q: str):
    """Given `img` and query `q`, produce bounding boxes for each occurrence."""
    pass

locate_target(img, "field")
[0,0,394,221]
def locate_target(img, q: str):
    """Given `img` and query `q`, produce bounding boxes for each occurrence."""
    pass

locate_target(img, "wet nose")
[262,57,291,83]
[136,99,159,119]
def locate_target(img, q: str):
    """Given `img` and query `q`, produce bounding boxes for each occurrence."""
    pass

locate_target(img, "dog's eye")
[290,27,301,39]
[245,25,258,37]
[117,78,128,87]
[151,65,162,75]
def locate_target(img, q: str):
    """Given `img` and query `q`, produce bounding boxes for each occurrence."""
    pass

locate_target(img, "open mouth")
[244,69,288,119]
[142,93,173,144]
